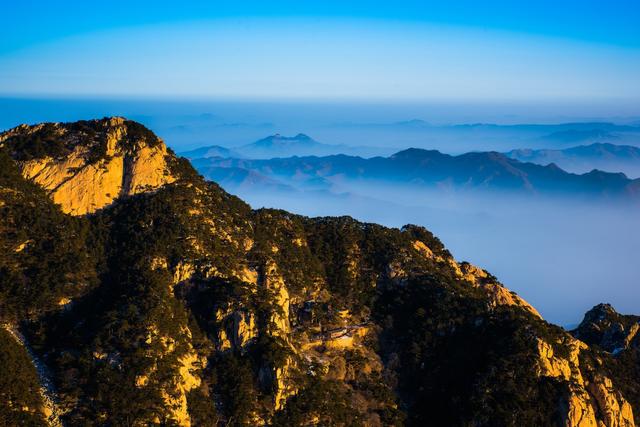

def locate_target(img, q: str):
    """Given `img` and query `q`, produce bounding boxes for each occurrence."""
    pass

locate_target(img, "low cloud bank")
[231,183,639,326]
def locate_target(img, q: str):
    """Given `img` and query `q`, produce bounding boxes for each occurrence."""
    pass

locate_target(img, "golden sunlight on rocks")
[482,282,542,318]
[162,352,203,427]
[458,261,542,318]
[536,338,635,427]
[412,240,434,258]
[5,118,176,215]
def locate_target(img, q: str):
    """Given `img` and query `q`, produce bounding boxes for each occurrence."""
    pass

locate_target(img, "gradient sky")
[2,1,640,101]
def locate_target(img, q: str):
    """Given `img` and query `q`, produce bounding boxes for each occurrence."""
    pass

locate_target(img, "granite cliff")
[0,117,177,215]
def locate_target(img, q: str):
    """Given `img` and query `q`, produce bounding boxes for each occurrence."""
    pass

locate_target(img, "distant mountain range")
[190,147,640,200]
[325,120,640,152]
[337,120,640,134]
[506,143,640,178]
[179,144,241,159]
[181,133,393,159]
[539,129,617,144]
[173,121,640,160]
[200,166,295,193]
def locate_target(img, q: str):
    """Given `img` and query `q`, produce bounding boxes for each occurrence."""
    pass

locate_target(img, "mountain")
[243,133,323,157]
[181,134,394,160]
[540,129,618,144]
[197,166,295,193]
[178,123,640,163]
[336,120,640,133]
[454,122,640,133]
[327,120,640,153]
[1,118,638,426]
[572,304,640,354]
[0,117,184,215]
[180,144,242,160]
[507,143,640,178]
[191,147,640,199]
[570,304,640,418]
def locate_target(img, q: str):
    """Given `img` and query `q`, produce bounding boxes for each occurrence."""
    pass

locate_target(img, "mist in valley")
[228,184,640,327]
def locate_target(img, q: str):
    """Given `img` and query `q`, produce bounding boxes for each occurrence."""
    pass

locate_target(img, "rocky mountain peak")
[0,117,185,215]
[585,303,618,320]
[572,303,640,353]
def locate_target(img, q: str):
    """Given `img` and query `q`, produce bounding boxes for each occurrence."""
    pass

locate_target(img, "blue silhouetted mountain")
[190,147,640,199]
[195,166,295,192]
[180,144,242,159]
[181,134,393,159]
[539,129,618,144]
[507,143,640,177]
[327,120,640,152]
[241,133,327,158]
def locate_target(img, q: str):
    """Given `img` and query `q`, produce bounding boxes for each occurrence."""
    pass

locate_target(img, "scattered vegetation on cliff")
[0,328,47,426]
[1,118,638,426]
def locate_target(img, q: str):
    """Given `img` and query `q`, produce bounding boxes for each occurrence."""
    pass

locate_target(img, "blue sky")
[2,1,639,100]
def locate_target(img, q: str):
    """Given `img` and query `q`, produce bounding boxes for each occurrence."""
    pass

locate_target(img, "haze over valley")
[183,131,640,326]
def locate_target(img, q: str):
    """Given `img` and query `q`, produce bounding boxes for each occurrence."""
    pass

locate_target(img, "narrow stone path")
[2,323,64,427]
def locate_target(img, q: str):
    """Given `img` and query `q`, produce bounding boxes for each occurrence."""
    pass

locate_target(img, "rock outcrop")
[573,304,640,353]
[263,261,291,337]
[439,257,543,318]
[536,336,635,426]
[162,351,204,427]
[0,117,177,215]
[232,310,258,348]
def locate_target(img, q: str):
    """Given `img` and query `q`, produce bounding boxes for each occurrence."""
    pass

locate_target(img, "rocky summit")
[1,118,639,426]
[0,117,178,215]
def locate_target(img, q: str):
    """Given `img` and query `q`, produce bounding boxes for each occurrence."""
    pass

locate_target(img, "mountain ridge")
[0,117,194,214]
[192,146,640,199]
[180,133,393,160]
[1,117,638,426]
[507,142,640,177]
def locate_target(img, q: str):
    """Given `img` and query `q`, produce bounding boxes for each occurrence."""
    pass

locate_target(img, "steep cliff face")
[0,117,177,215]
[1,118,638,426]
[536,337,635,426]
[570,305,640,426]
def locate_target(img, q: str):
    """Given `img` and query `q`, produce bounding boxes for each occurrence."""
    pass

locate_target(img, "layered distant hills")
[182,130,640,197]
[339,120,640,135]
[2,118,639,426]
[143,113,639,152]
[507,143,640,178]
[190,145,640,200]
[181,133,392,160]
[323,120,640,152]
[180,144,241,159]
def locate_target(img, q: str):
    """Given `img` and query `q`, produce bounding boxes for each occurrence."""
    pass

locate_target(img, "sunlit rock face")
[0,117,176,215]
[535,336,635,426]
[411,239,543,319]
